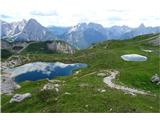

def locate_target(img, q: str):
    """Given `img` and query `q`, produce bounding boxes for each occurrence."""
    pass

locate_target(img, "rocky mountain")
[1,19,56,41]
[121,24,160,39]
[1,19,160,49]
[106,25,132,39]
[60,23,108,48]
[1,19,27,37]
[57,23,160,48]
[48,26,70,36]
[46,41,75,54]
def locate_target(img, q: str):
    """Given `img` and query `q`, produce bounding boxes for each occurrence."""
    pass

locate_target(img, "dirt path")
[103,70,149,95]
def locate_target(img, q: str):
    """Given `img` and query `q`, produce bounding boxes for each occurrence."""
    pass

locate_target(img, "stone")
[85,105,89,108]
[41,82,60,92]
[97,73,106,77]
[54,84,60,88]
[156,81,160,85]
[64,92,71,95]
[74,71,80,75]
[41,83,55,91]
[151,74,160,83]
[9,93,31,103]
[55,88,59,92]
[101,89,106,93]
[97,88,106,93]
[41,83,60,92]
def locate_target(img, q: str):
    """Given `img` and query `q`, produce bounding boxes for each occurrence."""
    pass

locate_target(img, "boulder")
[97,88,106,93]
[151,74,160,83]
[41,83,60,92]
[97,73,106,77]
[9,93,31,103]
[64,92,71,95]
[41,83,55,91]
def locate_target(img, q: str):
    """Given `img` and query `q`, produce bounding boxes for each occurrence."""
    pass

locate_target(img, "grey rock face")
[47,41,75,54]
[1,18,55,41]
[1,19,27,37]
[1,40,11,49]
[9,93,32,103]
[1,75,20,95]
[148,36,160,46]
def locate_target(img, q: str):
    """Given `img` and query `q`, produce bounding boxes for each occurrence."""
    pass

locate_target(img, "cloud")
[107,9,128,13]
[30,11,58,16]
[0,0,159,27]
[107,17,123,21]
[0,14,12,18]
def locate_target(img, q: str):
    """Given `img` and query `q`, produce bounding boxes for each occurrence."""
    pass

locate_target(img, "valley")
[1,33,160,112]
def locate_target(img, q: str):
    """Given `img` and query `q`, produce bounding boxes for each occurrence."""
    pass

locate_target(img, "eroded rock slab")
[9,93,32,103]
[1,73,20,95]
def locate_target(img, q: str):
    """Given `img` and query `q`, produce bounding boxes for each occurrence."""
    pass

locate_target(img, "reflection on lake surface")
[9,62,87,82]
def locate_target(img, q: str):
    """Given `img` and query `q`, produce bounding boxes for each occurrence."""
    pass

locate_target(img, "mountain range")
[1,18,160,48]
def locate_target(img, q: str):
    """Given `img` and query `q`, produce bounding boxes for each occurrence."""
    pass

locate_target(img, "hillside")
[21,41,75,54]
[1,33,160,112]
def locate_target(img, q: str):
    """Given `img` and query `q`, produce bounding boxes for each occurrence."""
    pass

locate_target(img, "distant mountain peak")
[1,19,160,49]
[139,23,145,28]
[27,18,40,25]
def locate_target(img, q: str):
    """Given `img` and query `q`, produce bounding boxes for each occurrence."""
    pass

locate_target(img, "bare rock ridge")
[47,41,75,54]
[1,18,56,41]
[9,93,32,103]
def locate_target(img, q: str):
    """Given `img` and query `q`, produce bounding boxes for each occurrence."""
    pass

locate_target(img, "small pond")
[121,54,147,61]
[10,62,87,83]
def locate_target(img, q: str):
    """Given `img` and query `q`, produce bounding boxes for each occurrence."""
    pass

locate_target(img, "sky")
[0,0,160,27]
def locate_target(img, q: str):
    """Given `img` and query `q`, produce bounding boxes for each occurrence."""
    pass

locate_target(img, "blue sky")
[0,0,160,27]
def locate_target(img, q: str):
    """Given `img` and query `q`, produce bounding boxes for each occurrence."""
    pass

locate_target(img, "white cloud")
[30,11,58,16]
[0,0,160,27]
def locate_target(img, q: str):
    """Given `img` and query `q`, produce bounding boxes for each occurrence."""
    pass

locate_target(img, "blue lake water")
[11,62,87,83]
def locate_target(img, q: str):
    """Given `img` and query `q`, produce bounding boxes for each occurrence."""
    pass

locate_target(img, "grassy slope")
[1,34,160,112]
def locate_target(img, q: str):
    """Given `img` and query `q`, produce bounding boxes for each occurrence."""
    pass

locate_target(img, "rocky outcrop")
[1,40,11,49]
[97,73,106,77]
[148,36,160,46]
[1,55,30,95]
[151,74,160,85]
[41,82,61,92]
[1,73,20,95]
[47,41,75,54]
[9,93,32,103]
